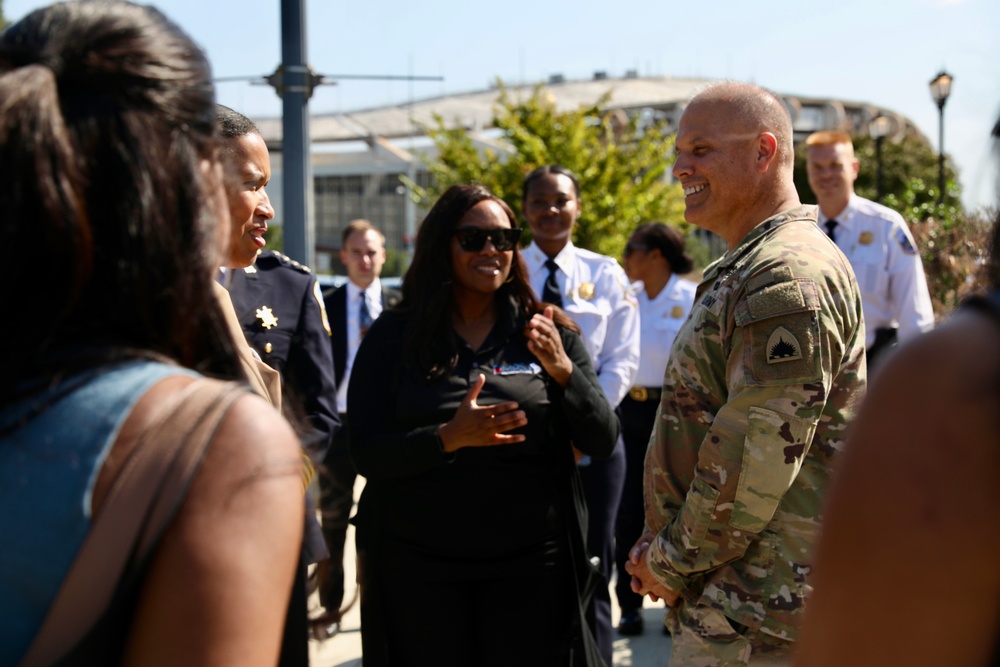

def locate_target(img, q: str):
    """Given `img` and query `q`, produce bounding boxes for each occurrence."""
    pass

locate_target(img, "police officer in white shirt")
[806,130,934,367]
[521,165,640,664]
[615,222,697,637]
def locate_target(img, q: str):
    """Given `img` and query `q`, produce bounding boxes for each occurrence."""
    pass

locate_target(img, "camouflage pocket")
[731,406,816,534]
[736,278,822,386]
[676,475,721,555]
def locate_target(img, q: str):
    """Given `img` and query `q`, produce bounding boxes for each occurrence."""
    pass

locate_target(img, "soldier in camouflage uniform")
[626,82,867,665]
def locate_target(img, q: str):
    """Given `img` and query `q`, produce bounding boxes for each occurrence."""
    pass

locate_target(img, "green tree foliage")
[909,206,994,318]
[409,82,686,259]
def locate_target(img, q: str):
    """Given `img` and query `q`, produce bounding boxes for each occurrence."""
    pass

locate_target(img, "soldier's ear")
[755,132,778,172]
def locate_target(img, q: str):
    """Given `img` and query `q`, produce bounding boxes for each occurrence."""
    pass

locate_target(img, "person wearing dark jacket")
[349,185,618,666]
[318,220,400,626]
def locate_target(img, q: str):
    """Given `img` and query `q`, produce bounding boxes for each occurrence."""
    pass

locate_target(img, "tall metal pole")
[936,101,945,205]
[929,70,952,207]
[875,134,885,204]
[278,0,314,267]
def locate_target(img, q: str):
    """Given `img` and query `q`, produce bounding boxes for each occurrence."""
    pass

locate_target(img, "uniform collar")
[525,240,575,274]
[704,205,817,281]
[660,273,682,301]
[817,193,859,230]
[347,278,382,302]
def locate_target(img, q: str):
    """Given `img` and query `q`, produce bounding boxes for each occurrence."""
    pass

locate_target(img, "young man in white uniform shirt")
[806,131,934,366]
[521,165,640,665]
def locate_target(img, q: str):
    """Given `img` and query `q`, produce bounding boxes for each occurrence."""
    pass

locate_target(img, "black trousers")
[614,394,660,613]
[376,567,573,667]
[318,416,356,612]
[577,434,626,665]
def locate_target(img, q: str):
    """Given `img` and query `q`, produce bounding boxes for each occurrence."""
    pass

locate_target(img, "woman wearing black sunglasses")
[347,184,619,666]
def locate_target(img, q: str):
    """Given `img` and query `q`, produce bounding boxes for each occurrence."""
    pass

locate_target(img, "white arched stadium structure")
[251,74,924,275]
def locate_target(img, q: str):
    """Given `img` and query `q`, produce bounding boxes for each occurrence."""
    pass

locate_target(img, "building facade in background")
[254,74,925,276]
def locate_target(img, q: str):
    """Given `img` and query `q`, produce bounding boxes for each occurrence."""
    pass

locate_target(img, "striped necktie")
[359,292,373,336]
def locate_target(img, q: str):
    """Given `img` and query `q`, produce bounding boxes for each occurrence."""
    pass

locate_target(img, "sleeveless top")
[0,360,196,665]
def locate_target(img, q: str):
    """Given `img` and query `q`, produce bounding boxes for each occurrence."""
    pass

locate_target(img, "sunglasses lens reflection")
[455,228,521,252]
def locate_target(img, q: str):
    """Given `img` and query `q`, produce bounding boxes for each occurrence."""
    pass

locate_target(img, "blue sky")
[8,0,999,210]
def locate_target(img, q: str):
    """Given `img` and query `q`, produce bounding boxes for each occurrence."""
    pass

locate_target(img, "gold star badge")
[859,231,874,245]
[256,306,278,330]
[670,305,685,318]
[578,282,595,301]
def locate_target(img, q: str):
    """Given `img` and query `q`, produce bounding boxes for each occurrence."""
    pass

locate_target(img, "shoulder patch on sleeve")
[314,281,332,336]
[895,228,917,255]
[736,278,822,386]
[746,265,793,294]
[736,279,818,327]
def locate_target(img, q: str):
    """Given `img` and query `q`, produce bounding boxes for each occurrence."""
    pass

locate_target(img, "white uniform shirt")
[524,241,640,408]
[336,278,384,413]
[820,194,934,348]
[631,274,698,389]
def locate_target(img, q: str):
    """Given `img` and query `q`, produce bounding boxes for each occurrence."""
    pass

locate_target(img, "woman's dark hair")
[521,165,581,203]
[216,104,260,140]
[632,222,695,275]
[0,1,241,395]
[399,184,538,379]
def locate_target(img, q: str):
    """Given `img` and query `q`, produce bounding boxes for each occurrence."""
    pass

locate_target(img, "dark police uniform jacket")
[226,250,339,462]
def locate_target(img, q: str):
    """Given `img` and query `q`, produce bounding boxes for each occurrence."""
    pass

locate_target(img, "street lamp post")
[928,70,953,205]
[868,114,893,203]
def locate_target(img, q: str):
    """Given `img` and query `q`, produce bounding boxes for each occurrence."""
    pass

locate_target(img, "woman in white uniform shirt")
[615,222,697,636]
[521,165,640,664]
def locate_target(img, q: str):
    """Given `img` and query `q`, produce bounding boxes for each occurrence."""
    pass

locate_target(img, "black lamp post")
[929,70,953,205]
[868,114,893,203]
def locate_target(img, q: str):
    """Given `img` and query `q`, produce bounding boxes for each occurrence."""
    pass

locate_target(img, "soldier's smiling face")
[672,99,761,237]
[223,131,273,268]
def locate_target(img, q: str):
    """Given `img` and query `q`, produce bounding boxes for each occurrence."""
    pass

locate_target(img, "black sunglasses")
[622,242,649,258]
[452,227,522,252]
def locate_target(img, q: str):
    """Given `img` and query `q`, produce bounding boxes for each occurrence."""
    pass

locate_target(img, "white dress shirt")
[820,194,934,347]
[337,278,384,413]
[632,274,698,389]
[524,241,640,408]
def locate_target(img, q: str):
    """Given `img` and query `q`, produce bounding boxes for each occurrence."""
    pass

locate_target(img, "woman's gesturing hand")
[436,374,527,453]
[527,306,574,387]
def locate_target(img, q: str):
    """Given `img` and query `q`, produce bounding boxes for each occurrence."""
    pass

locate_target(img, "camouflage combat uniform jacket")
[643,205,867,643]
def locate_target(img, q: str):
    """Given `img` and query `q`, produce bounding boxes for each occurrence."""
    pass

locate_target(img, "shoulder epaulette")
[263,250,313,274]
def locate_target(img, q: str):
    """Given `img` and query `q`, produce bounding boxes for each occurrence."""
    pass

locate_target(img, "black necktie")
[542,259,563,308]
[824,219,838,242]
[359,293,373,336]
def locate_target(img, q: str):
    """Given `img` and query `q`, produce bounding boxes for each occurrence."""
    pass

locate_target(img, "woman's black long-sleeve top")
[348,299,619,580]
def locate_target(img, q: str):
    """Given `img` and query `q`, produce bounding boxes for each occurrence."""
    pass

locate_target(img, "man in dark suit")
[318,219,400,624]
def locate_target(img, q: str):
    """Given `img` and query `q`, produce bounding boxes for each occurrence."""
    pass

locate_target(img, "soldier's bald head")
[689,82,794,171]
